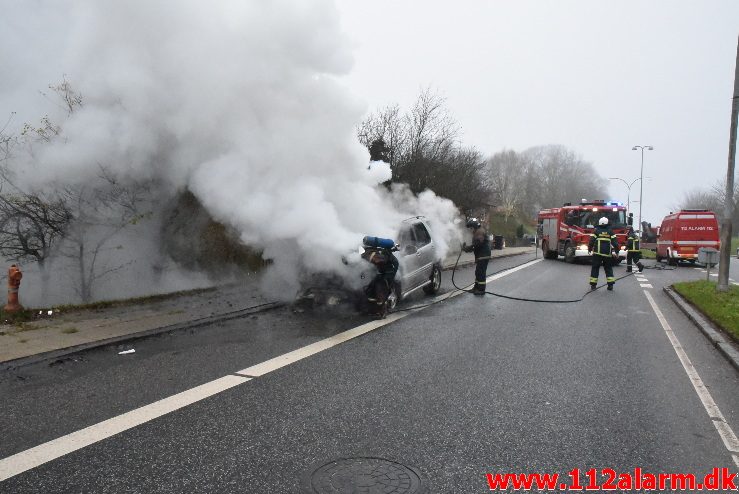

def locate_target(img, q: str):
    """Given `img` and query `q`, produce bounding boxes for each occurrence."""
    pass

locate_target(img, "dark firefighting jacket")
[588,225,619,257]
[464,227,492,260]
[626,233,640,252]
[363,248,399,281]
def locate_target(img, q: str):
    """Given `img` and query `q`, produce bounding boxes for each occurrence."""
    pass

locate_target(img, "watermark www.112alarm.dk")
[485,467,737,491]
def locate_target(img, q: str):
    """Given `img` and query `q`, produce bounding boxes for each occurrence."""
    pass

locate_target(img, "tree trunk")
[77,243,92,303]
[38,260,51,305]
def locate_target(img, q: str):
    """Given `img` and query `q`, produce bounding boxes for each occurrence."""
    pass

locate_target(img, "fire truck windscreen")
[564,209,627,229]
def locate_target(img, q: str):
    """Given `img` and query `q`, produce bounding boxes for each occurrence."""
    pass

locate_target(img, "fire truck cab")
[538,200,629,263]
[656,209,720,265]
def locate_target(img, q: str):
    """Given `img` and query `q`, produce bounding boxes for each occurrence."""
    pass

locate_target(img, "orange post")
[4,264,23,314]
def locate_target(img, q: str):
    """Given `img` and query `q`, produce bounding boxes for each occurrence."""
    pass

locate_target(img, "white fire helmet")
[599,217,609,226]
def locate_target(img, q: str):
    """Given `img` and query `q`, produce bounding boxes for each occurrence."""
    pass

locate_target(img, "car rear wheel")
[423,265,441,294]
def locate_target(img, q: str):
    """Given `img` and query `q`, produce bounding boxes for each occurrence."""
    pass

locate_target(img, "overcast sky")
[336,0,739,226]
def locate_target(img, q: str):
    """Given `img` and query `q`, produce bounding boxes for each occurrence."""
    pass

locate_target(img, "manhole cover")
[304,457,425,494]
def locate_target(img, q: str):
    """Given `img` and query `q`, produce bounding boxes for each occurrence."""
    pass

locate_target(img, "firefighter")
[463,218,492,295]
[625,227,644,273]
[588,217,619,291]
[362,239,399,317]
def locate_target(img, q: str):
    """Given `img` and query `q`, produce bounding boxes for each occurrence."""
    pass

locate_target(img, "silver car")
[386,216,442,309]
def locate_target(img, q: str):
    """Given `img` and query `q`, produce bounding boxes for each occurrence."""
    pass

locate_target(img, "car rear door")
[396,225,421,292]
[412,222,435,287]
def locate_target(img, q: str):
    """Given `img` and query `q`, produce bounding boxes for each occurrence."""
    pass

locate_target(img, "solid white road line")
[0,375,250,481]
[0,258,542,482]
[643,291,739,469]
[239,313,410,376]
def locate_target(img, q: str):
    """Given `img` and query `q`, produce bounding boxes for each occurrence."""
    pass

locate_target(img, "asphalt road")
[1,253,738,493]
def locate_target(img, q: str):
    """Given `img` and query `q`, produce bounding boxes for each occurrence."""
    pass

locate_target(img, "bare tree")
[357,104,403,166]
[405,88,459,163]
[0,78,153,303]
[56,166,151,302]
[679,180,739,230]
[486,150,526,221]
[447,147,490,217]
[358,88,462,192]
[0,111,72,300]
[0,188,72,282]
[523,145,607,209]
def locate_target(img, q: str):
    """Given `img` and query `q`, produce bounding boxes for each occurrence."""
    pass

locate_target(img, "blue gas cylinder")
[363,236,395,249]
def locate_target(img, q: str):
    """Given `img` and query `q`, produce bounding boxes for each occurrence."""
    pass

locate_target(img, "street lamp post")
[631,145,654,233]
[608,177,641,218]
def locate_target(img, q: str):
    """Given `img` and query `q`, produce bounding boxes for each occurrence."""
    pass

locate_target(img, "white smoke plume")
[0,0,463,303]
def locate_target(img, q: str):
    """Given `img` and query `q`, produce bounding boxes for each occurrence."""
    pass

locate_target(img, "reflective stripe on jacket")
[626,235,640,252]
[588,226,618,257]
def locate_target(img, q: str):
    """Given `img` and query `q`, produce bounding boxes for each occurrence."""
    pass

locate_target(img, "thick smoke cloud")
[0,0,462,303]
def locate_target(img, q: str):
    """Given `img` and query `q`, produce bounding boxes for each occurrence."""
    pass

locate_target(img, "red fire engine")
[537,200,630,263]
[655,209,720,265]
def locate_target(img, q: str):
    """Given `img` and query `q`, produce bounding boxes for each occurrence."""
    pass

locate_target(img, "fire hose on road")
[389,249,638,314]
[449,249,636,304]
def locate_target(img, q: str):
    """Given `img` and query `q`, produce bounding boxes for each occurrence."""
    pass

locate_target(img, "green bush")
[488,214,534,240]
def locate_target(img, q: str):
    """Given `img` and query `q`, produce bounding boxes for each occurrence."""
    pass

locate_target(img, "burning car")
[295,216,442,313]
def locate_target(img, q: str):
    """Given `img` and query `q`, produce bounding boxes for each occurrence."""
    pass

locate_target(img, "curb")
[663,286,739,374]
[441,249,534,271]
[0,301,283,372]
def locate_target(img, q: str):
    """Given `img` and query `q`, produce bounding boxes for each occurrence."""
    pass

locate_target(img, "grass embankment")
[488,214,534,242]
[51,286,217,313]
[673,280,739,343]
[732,237,739,254]
[0,286,217,327]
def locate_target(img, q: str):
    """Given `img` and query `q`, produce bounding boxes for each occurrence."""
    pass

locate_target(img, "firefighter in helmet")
[362,237,399,317]
[625,226,644,273]
[463,218,492,295]
[588,217,619,291]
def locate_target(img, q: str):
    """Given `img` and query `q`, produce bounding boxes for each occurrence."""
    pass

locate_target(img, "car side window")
[398,227,414,249]
[413,223,431,247]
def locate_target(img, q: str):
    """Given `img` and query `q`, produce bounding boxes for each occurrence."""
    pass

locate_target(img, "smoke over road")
[0,0,462,303]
